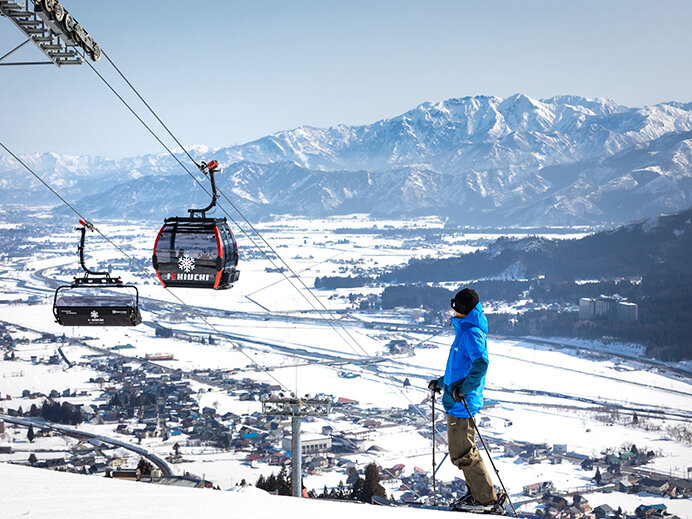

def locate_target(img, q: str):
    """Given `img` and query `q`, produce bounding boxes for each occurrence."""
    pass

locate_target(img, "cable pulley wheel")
[52,2,65,22]
[90,43,101,62]
[41,0,55,13]
[83,34,94,52]
[62,13,75,34]
[74,23,86,44]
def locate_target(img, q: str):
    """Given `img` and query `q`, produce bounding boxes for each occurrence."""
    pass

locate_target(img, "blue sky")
[1,0,691,158]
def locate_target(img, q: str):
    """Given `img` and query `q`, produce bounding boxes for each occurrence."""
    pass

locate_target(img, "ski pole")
[433,452,448,478]
[460,396,517,517]
[431,389,437,506]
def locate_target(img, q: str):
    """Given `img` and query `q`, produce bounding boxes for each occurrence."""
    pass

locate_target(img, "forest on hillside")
[316,209,692,360]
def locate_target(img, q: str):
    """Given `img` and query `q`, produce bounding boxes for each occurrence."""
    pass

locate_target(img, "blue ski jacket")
[437,302,489,418]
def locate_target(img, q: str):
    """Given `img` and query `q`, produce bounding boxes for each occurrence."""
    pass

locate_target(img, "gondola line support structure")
[0,0,101,67]
[261,396,331,498]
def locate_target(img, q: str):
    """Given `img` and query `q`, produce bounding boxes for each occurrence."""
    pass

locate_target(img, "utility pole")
[261,395,331,498]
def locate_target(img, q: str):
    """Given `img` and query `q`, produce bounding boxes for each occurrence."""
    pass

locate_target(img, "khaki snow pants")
[447,415,496,505]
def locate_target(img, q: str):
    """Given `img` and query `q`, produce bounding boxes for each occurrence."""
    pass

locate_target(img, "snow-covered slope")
[4,95,692,224]
[0,463,444,519]
[217,95,628,171]
[215,95,692,173]
[67,132,692,225]
[502,130,692,224]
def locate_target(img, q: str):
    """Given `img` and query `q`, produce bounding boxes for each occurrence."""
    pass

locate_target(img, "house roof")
[640,477,668,487]
[636,504,667,512]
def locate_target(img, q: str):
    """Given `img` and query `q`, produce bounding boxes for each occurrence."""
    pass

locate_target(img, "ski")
[449,492,512,515]
[372,495,453,511]
[372,494,539,518]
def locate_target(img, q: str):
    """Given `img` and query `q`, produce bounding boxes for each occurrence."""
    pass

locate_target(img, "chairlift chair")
[53,221,142,326]
[152,160,239,289]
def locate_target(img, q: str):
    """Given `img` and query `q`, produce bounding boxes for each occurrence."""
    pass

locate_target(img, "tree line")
[34,400,83,425]
[256,462,386,503]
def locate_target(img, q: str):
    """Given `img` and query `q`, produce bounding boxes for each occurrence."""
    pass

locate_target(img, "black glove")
[428,379,442,393]
[452,386,466,402]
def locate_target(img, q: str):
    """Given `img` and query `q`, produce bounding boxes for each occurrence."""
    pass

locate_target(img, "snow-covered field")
[1,213,690,517]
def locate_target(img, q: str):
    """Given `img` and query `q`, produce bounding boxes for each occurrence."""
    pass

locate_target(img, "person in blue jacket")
[428,288,497,507]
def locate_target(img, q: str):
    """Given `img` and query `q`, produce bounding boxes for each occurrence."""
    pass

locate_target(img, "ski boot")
[451,492,510,515]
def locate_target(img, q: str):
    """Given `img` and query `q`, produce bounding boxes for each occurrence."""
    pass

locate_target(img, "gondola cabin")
[52,220,142,327]
[54,282,141,326]
[152,217,239,289]
[152,160,240,290]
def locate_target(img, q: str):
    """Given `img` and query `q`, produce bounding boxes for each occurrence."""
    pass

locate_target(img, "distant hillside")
[3,94,691,225]
[377,209,692,360]
[382,207,692,283]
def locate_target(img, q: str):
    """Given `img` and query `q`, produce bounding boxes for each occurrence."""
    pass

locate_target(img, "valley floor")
[0,214,690,517]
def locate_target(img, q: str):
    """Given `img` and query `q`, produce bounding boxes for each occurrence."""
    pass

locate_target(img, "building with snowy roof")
[282,434,331,455]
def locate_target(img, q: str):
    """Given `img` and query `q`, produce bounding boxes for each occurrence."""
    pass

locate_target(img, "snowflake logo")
[178,255,195,273]
[90,310,99,319]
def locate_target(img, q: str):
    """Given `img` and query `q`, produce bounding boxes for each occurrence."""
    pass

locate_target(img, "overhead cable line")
[79,52,348,345]
[0,139,292,393]
[88,50,373,357]
[86,51,396,368]
[78,52,340,336]
[9,0,445,445]
[102,50,201,169]
[79,48,449,442]
[0,3,445,492]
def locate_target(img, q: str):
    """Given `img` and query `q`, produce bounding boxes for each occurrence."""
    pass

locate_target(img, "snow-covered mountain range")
[3,94,692,225]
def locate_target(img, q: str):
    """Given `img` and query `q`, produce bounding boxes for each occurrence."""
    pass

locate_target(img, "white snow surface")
[1,214,691,517]
[0,462,450,519]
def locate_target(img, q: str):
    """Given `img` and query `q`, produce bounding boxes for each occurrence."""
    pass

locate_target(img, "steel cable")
[79,47,450,443]
[0,139,292,392]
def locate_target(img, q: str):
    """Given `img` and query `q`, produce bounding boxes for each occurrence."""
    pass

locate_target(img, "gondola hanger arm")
[198,160,220,176]
[77,219,95,232]
[75,221,108,278]
[188,159,222,218]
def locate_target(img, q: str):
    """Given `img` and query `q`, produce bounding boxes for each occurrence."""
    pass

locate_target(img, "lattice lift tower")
[0,0,100,67]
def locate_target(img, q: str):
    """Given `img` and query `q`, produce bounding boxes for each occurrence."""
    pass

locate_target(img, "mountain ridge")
[2,94,692,225]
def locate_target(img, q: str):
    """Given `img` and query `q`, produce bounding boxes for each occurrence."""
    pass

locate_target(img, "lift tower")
[0,0,100,67]
[262,395,331,497]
